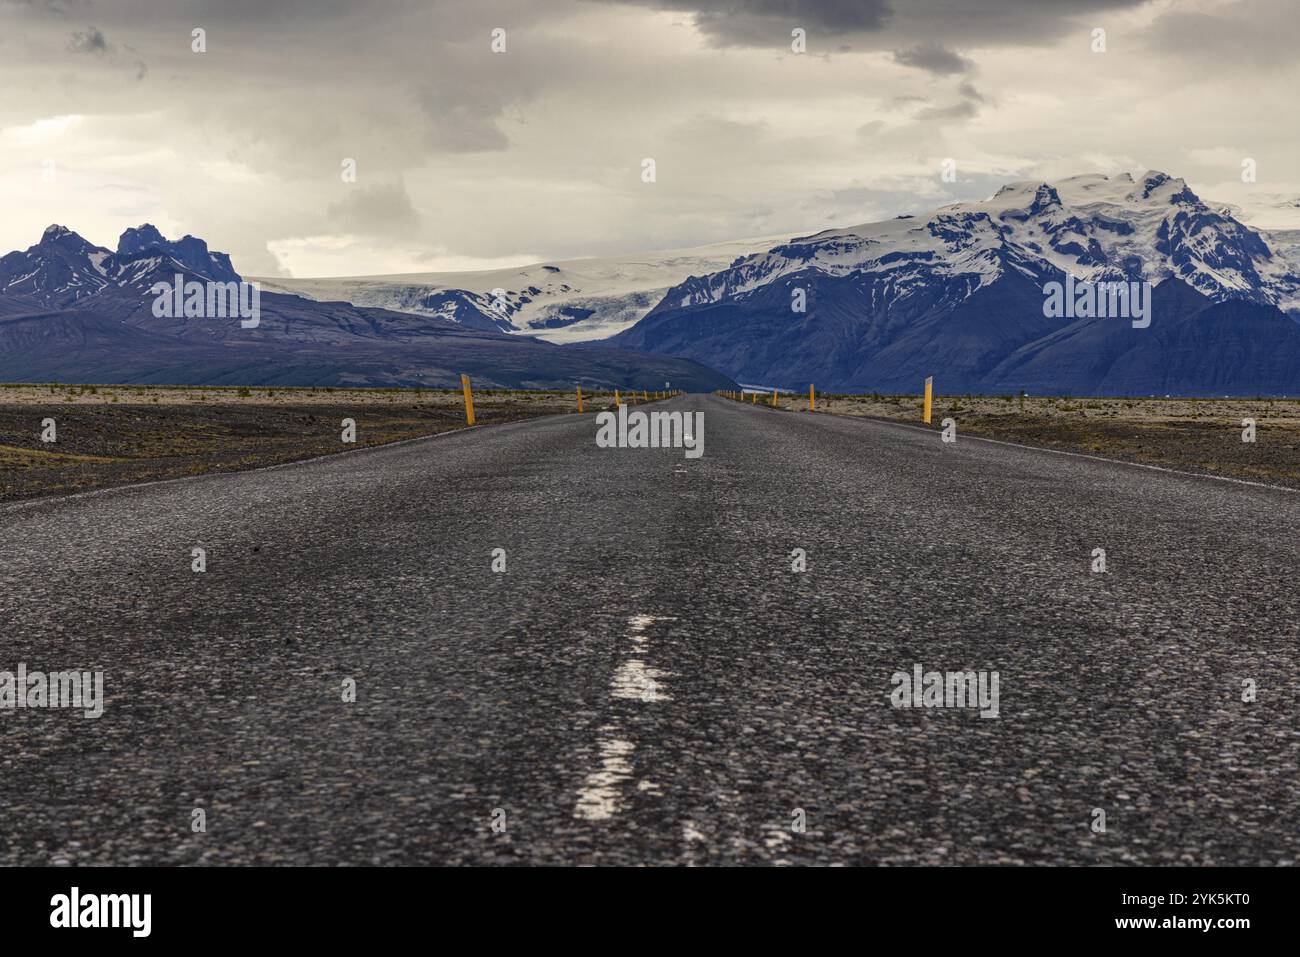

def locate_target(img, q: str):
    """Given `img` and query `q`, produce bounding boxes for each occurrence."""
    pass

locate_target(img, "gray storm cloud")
[892,42,972,75]
[596,0,1148,47]
[327,180,421,238]
[67,25,108,53]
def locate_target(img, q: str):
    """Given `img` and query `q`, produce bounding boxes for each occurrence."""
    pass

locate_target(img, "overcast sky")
[1,0,1296,277]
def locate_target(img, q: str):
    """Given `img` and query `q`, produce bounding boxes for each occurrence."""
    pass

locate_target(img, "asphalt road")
[2,394,1297,865]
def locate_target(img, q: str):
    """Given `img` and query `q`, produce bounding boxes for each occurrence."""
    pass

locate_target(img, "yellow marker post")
[577,384,583,413]
[809,383,815,412]
[460,373,476,426]
[771,389,777,407]
[923,376,933,424]
[614,389,620,408]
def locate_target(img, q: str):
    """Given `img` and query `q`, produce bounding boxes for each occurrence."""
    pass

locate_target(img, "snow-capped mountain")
[252,234,790,343]
[12,168,1299,395]
[0,225,738,391]
[116,224,240,284]
[607,172,1300,395]
[0,225,116,309]
[649,172,1297,315]
[0,222,242,313]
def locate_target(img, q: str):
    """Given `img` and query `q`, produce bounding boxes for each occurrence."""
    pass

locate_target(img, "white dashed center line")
[572,615,677,822]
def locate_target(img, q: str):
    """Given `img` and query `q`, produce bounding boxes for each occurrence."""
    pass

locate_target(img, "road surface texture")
[2,395,1297,865]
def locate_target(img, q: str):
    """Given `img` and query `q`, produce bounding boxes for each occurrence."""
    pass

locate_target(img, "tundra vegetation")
[0,383,634,501]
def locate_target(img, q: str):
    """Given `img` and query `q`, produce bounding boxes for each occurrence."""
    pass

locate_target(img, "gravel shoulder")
[748,392,1300,490]
[0,384,626,502]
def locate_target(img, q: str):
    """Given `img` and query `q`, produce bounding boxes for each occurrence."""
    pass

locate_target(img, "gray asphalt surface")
[2,394,1297,865]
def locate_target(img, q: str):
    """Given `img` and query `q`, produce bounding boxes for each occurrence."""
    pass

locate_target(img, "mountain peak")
[36,225,102,259]
[117,224,168,257]
[1133,170,1200,205]
[115,223,241,283]
[40,224,82,245]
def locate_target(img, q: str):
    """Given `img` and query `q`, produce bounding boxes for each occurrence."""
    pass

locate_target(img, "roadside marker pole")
[923,376,933,424]
[577,384,583,413]
[771,388,777,407]
[460,373,476,426]
[643,390,649,402]
[809,383,815,412]
[615,389,620,408]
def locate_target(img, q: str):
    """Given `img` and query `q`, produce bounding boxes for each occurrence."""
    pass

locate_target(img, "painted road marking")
[572,615,678,822]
